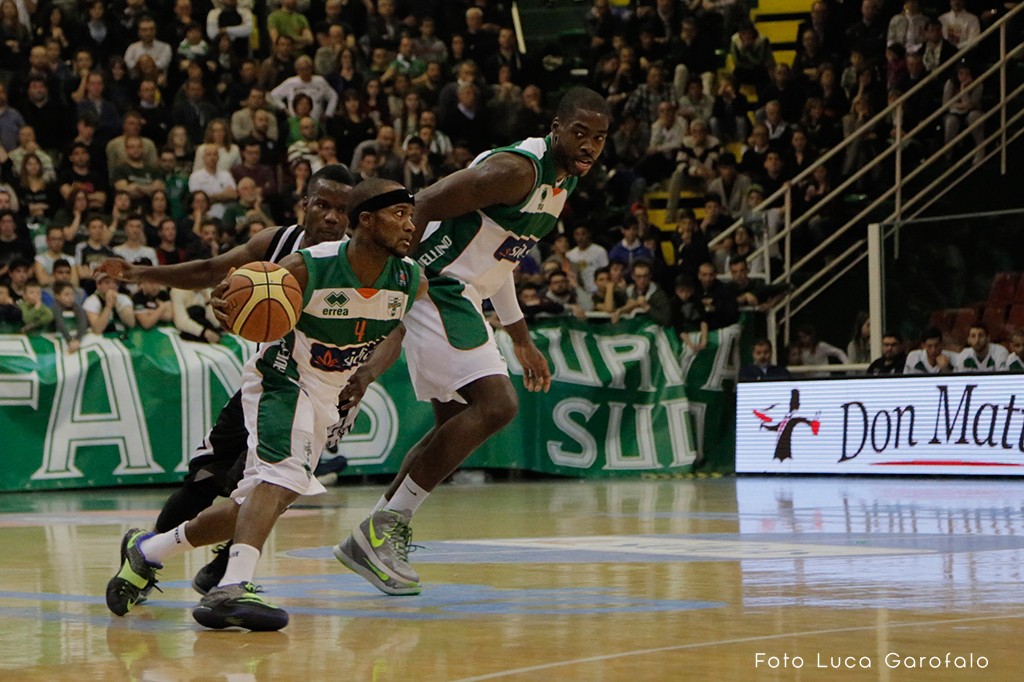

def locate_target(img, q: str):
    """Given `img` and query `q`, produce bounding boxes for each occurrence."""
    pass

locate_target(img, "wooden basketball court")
[1,475,1021,681]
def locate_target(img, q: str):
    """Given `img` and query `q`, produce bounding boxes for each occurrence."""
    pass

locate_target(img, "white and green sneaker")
[192,582,288,631]
[333,510,421,596]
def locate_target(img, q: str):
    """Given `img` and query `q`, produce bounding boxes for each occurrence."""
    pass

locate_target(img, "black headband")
[348,189,415,225]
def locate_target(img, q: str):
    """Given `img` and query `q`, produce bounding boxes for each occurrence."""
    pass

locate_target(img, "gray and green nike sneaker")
[192,582,289,631]
[106,528,161,616]
[333,510,421,596]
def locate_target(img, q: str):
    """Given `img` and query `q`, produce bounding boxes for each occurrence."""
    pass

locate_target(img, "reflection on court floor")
[3,477,1024,680]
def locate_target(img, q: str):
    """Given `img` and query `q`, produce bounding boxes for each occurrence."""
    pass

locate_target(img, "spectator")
[400,136,436,194]
[671,274,708,353]
[728,257,785,311]
[59,142,108,211]
[17,278,53,334]
[591,265,628,314]
[943,62,984,165]
[105,111,159,180]
[922,19,957,73]
[231,87,279,143]
[939,0,980,48]
[0,281,22,331]
[124,17,172,75]
[144,188,175,244]
[739,338,791,381]
[710,76,750,144]
[707,154,751,218]
[350,125,402,181]
[904,327,957,374]
[113,215,158,269]
[34,225,77,288]
[544,269,592,319]
[567,225,609,294]
[221,177,272,240]
[193,119,241,174]
[847,312,871,363]
[231,138,278,198]
[83,270,135,334]
[0,81,25,151]
[42,259,85,307]
[616,260,672,325]
[3,256,31,300]
[608,219,654,269]
[697,261,740,329]
[888,0,928,53]
[132,278,173,330]
[188,145,237,219]
[796,322,849,366]
[270,55,338,122]
[956,323,1007,371]
[729,23,774,96]
[156,218,187,265]
[1006,332,1024,371]
[74,217,115,294]
[17,153,59,246]
[517,282,564,323]
[440,82,490,155]
[185,219,221,261]
[846,0,887,58]
[9,125,56,181]
[867,332,907,375]
[113,136,165,204]
[21,77,70,154]
[171,79,217,146]
[76,72,121,146]
[207,0,254,59]
[634,100,685,186]
[267,0,314,52]
[675,213,711,280]
[51,281,88,353]
[624,65,676,130]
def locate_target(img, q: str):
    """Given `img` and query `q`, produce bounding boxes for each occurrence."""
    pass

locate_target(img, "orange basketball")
[221,261,304,343]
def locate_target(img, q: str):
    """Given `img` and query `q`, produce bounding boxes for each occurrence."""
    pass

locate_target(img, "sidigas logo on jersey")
[310,340,378,372]
[493,235,538,263]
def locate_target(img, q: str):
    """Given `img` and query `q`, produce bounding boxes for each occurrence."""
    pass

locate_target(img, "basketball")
[221,261,304,343]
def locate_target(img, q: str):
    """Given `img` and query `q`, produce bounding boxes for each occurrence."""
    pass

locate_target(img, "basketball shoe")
[192,541,232,595]
[106,528,162,616]
[333,510,421,595]
[192,582,289,631]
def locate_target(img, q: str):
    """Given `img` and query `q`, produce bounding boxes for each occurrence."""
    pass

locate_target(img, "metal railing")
[706,5,1024,362]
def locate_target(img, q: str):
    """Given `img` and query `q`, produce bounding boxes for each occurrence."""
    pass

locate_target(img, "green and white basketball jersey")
[956,344,1009,372]
[255,240,419,395]
[416,135,577,298]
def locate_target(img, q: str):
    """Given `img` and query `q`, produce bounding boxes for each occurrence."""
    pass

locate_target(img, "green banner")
[0,320,737,491]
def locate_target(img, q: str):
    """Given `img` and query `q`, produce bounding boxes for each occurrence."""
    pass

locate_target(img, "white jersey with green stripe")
[416,135,577,298]
[252,240,419,401]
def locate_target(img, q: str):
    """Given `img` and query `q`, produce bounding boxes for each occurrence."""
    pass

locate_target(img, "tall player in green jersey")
[104,179,427,631]
[334,88,611,595]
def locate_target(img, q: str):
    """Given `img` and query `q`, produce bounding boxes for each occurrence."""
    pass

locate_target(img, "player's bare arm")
[409,153,536,250]
[339,323,406,410]
[96,226,286,290]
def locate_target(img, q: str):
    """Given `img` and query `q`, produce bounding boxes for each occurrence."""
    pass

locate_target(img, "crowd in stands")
[0,0,1012,369]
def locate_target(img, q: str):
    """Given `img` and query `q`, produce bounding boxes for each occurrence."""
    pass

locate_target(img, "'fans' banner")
[0,319,738,491]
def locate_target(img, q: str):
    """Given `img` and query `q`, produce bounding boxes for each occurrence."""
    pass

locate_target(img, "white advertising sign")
[736,375,1024,474]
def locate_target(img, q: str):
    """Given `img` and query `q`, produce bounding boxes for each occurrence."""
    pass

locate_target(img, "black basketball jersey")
[262,225,305,264]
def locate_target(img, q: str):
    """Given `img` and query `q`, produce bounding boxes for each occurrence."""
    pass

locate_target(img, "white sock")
[371,494,390,513]
[218,543,261,586]
[139,522,194,565]
[383,475,430,516]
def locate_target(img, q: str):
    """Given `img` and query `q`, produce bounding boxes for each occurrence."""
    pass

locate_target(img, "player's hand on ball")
[514,341,551,393]
[210,268,235,327]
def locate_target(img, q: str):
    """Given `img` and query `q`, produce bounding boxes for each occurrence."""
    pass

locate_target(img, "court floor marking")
[450,612,1024,682]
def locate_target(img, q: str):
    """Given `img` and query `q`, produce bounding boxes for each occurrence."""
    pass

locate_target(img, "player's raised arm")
[96,226,287,291]
[409,153,536,250]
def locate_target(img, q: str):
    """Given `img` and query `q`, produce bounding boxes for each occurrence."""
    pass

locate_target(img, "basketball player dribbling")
[104,178,426,631]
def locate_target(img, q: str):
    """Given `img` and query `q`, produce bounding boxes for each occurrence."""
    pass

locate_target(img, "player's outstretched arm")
[409,152,536,251]
[96,227,287,290]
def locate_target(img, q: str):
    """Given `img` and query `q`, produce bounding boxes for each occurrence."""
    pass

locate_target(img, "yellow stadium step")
[753,0,813,15]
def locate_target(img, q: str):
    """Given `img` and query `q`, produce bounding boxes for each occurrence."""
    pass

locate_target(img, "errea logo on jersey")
[320,289,350,316]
